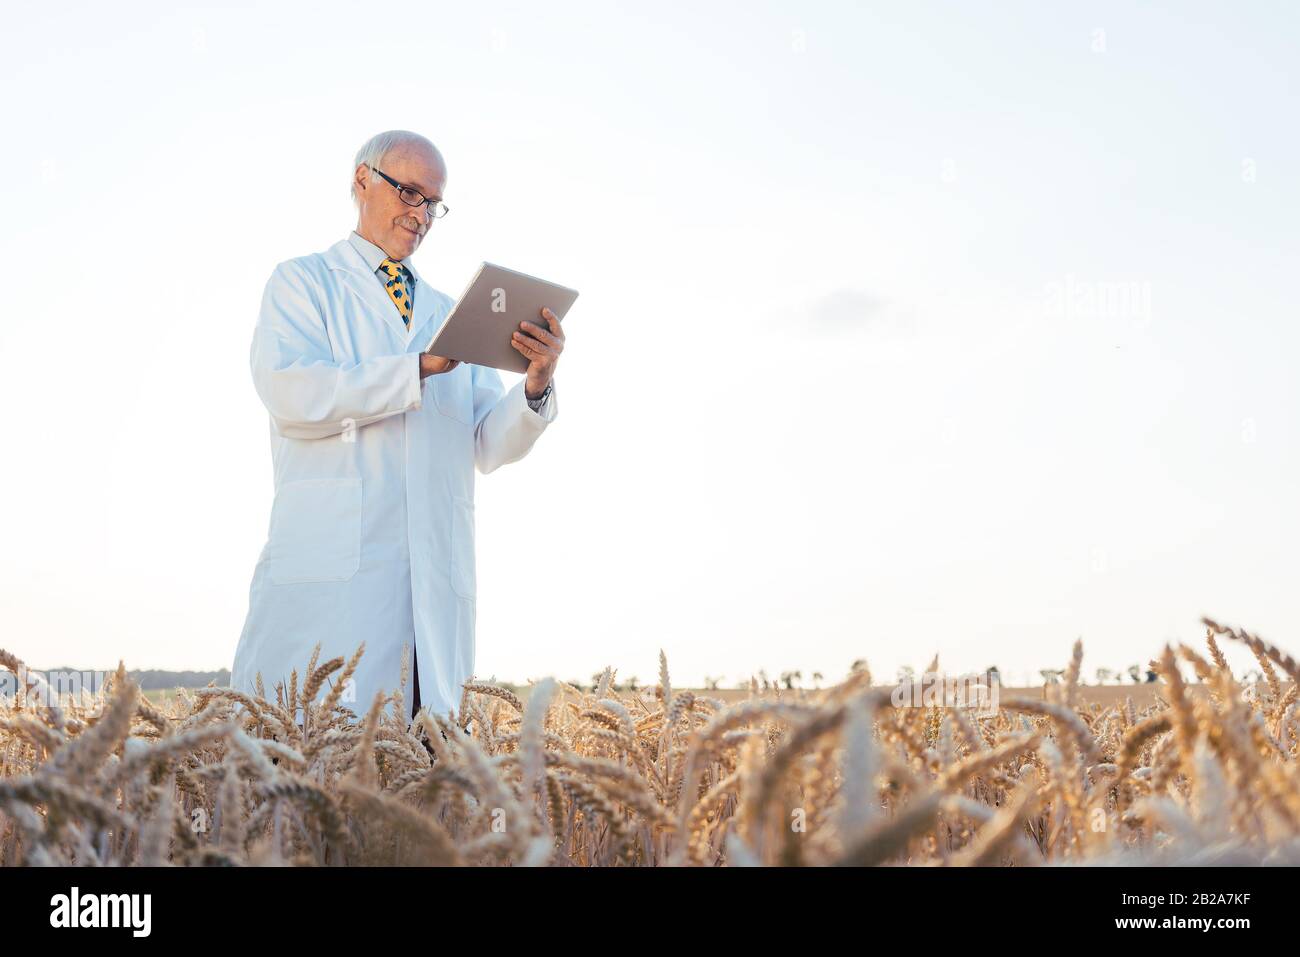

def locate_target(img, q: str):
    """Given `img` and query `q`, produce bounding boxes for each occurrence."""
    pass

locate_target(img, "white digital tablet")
[423,262,579,373]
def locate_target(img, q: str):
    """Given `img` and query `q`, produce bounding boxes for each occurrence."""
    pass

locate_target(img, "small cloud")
[808,289,887,327]
[802,289,915,340]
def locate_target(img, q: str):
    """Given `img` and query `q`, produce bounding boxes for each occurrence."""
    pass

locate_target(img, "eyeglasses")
[370,166,450,219]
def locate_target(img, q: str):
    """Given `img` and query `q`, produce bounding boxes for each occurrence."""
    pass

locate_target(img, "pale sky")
[1,1,1296,690]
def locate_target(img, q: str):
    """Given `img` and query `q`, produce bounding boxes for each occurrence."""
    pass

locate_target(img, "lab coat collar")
[324,233,437,343]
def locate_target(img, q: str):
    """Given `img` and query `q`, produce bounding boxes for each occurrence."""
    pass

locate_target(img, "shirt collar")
[348,230,417,285]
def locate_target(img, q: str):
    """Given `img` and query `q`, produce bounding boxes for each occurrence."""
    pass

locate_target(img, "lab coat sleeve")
[470,363,557,474]
[250,260,422,440]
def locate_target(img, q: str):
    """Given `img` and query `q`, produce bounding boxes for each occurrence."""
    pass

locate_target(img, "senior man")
[231,130,564,730]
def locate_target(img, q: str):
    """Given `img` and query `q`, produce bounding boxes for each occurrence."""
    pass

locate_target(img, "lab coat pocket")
[267,478,363,585]
[433,366,474,426]
[449,495,476,599]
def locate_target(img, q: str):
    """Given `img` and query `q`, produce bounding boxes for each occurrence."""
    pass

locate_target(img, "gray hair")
[350,130,437,205]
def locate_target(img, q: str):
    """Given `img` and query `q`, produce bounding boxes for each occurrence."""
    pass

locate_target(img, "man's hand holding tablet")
[419,353,460,378]
[423,262,579,374]
[418,301,564,391]
[512,306,566,399]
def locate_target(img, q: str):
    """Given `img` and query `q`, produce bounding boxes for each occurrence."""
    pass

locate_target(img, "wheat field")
[1,616,1297,866]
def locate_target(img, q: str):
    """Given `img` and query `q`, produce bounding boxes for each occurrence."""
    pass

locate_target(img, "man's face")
[353,143,447,261]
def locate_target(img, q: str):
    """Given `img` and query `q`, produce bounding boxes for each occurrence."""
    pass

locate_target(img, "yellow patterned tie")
[379,257,414,329]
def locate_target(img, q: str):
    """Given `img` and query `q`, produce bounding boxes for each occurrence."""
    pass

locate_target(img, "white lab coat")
[230,236,557,725]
